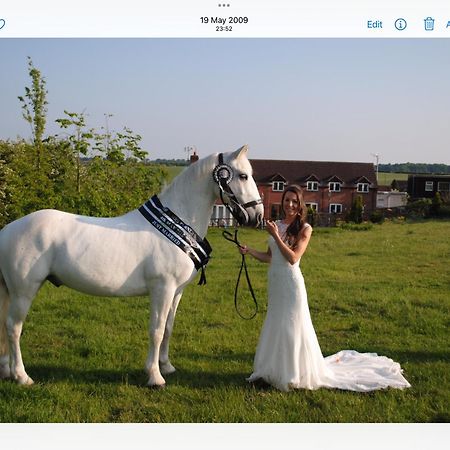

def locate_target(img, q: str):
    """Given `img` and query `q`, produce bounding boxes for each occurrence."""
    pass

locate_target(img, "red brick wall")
[259,184,376,220]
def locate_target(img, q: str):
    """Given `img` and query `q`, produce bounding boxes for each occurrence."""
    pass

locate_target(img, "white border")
[0,0,450,37]
[1,423,448,450]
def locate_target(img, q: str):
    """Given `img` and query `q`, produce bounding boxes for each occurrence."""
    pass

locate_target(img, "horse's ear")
[231,144,248,160]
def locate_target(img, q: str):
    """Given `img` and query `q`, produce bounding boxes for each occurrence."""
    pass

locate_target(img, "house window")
[307,181,319,191]
[329,203,342,214]
[270,204,281,219]
[329,182,341,192]
[437,182,450,193]
[215,205,226,219]
[272,181,285,192]
[357,183,369,193]
[306,202,318,212]
[425,181,434,192]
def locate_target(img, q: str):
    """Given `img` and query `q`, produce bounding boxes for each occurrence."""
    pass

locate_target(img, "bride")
[239,184,411,392]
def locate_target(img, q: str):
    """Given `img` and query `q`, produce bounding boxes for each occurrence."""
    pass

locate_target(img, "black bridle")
[213,153,262,319]
[222,229,259,320]
[212,153,263,226]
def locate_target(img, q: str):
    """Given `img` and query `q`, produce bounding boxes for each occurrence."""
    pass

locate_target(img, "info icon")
[394,18,407,31]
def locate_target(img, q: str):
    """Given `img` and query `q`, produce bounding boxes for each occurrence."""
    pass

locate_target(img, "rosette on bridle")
[213,153,263,226]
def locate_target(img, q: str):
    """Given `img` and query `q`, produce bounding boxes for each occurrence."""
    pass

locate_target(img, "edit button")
[368,20,383,29]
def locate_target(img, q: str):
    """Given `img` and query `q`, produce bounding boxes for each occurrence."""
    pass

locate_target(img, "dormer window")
[307,181,319,191]
[329,182,341,192]
[272,181,285,192]
[357,183,369,193]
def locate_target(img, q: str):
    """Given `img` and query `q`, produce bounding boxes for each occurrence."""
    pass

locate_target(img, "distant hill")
[378,163,450,174]
[151,159,189,166]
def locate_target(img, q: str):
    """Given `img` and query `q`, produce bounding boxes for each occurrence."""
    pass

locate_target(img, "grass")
[157,165,185,184]
[377,172,408,185]
[0,220,449,422]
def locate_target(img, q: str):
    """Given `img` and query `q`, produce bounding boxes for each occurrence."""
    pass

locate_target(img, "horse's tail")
[0,265,10,364]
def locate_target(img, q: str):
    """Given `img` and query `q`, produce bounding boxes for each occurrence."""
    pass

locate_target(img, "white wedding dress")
[247,222,411,392]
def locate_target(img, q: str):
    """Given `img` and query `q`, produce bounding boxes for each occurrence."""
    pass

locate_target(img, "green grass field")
[377,172,409,185]
[158,165,185,184]
[0,220,448,423]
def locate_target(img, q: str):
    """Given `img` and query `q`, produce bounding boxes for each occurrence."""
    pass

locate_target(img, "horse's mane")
[161,153,217,196]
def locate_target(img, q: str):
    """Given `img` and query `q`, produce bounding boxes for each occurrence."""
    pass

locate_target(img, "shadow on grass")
[26,349,447,390]
[25,351,254,389]
[27,364,148,386]
[391,350,449,363]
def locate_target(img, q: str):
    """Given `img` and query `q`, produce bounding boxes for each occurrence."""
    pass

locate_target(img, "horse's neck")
[158,159,217,238]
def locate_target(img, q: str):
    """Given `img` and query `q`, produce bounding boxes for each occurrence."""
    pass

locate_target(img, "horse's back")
[0,209,196,296]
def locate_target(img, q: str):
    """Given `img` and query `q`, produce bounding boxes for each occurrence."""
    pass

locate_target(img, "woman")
[240,185,410,391]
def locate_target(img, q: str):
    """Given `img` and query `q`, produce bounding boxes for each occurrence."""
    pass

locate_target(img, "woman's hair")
[280,184,308,249]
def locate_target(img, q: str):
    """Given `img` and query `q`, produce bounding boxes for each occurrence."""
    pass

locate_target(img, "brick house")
[249,159,378,221]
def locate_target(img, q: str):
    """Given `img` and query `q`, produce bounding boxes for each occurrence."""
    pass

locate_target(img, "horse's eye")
[239,174,248,181]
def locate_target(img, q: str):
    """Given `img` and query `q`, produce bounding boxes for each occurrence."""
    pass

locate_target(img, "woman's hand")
[238,244,249,255]
[266,220,279,238]
[237,243,272,263]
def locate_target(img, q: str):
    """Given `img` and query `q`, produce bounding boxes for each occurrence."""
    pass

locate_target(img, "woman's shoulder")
[301,222,313,233]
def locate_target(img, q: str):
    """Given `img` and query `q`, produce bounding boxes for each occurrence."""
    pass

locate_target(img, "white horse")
[0,146,263,388]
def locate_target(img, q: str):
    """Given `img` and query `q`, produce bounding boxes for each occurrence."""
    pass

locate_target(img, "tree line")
[379,163,450,174]
[0,58,167,229]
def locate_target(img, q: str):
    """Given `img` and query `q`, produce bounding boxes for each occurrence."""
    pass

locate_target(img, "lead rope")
[222,229,259,320]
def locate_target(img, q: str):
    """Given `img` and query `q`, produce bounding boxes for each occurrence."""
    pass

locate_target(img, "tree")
[1,57,167,226]
[391,179,399,191]
[347,195,364,223]
[0,141,16,227]
[17,57,48,171]
[429,192,443,217]
[93,121,147,164]
[55,110,94,196]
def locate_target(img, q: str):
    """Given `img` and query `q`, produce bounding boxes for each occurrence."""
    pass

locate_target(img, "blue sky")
[1,38,449,164]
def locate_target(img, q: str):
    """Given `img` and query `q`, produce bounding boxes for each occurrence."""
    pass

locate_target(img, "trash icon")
[424,17,435,31]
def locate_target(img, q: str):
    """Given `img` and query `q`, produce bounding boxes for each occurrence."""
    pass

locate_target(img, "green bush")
[346,195,364,224]
[406,198,432,218]
[369,210,385,224]
[337,221,373,231]
[0,139,167,228]
[0,58,167,228]
[437,205,450,218]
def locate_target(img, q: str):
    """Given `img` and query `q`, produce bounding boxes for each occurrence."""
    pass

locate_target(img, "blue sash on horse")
[138,195,212,284]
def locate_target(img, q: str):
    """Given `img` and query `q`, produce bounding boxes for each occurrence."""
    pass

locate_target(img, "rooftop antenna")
[184,145,196,161]
[371,153,380,182]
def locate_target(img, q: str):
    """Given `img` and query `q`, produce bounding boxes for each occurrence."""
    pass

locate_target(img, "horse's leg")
[145,281,176,388]
[6,286,39,385]
[159,291,182,375]
[0,275,10,379]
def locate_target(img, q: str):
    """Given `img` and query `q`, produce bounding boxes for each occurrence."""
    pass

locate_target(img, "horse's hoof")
[16,375,34,386]
[147,383,166,390]
[159,361,176,375]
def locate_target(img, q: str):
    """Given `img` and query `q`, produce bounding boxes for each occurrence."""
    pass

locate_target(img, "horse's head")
[213,145,264,227]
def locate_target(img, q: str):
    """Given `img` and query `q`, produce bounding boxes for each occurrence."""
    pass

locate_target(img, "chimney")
[189,151,199,164]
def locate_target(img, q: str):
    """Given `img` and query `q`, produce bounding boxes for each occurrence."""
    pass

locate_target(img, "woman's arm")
[268,221,312,265]
[239,245,272,263]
